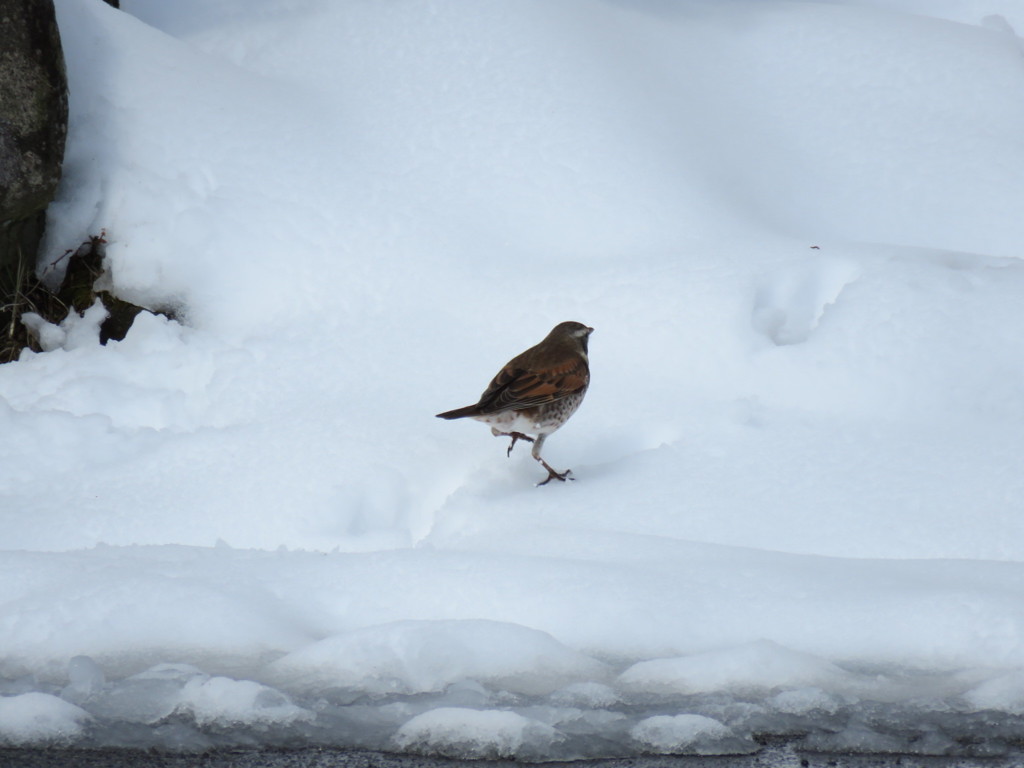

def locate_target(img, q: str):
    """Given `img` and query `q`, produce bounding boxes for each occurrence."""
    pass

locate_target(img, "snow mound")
[267,619,609,697]
[392,707,561,759]
[629,714,742,755]
[0,692,90,745]
[619,640,851,696]
[179,675,312,728]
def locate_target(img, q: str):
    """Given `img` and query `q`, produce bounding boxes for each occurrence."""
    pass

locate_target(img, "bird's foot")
[503,431,535,457]
[536,460,573,486]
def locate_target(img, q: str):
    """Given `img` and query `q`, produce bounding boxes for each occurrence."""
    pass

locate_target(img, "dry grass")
[0,232,173,363]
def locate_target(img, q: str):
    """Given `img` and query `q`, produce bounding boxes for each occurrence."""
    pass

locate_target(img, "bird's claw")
[536,468,573,486]
[505,431,534,457]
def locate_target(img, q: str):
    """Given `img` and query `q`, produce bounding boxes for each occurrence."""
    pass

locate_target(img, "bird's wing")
[476,356,589,414]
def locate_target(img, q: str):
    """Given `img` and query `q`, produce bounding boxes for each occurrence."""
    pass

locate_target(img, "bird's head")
[549,321,594,353]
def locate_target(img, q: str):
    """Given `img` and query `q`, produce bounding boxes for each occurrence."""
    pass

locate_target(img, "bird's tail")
[436,405,479,420]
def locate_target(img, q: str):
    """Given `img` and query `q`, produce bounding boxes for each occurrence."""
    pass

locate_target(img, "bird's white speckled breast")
[472,390,587,437]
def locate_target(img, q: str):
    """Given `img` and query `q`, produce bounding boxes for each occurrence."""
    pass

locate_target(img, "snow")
[266,619,609,697]
[617,641,853,696]
[963,671,1024,716]
[61,663,311,729]
[3,0,1024,759]
[392,708,561,760]
[0,693,89,746]
[629,714,736,755]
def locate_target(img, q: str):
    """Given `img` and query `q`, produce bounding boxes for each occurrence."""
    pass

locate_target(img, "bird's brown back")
[474,336,589,415]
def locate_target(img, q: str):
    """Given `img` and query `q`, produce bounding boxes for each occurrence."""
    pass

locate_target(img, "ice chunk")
[178,676,312,727]
[432,679,491,709]
[619,640,850,696]
[0,675,40,697]
[68,655,105,692]
[62,655,106,705]
[964,671,1024,715]
[131,663,204,681]
[268,619,608,697]
[550,681,620,708]
[806,721,911,754]
[0,692,89,745]
[86,663,308,728]
[392,707,561,759]
[770,686,842,715]
[86,664,202,724]
[629,714,734,754]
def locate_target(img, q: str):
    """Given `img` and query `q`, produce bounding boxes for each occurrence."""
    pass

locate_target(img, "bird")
[436,321,593,486]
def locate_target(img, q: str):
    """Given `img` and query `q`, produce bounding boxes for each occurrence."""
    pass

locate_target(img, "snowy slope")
[3,0,1024,758]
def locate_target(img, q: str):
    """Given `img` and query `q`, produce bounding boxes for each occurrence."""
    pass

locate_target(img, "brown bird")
[437,321,594,485]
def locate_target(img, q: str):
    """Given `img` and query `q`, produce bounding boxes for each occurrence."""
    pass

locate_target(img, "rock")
[0,0,67,225]
[0,0,68,359]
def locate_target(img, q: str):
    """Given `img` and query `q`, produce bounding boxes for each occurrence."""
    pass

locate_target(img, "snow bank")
[3,546,1024,756]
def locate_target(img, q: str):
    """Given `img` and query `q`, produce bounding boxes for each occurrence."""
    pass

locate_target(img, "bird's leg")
[490,428,535,457]
[531,435,574,486]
